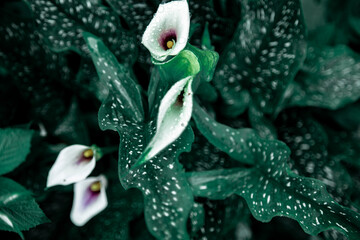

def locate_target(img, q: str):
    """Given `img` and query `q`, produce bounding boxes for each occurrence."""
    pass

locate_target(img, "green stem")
[100,146,118,155]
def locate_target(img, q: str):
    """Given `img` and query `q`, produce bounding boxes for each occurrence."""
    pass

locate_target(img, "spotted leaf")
[105,0,155,40]
[288,45,360,109]
[276,110,353,205]
[213,0,306,115]
[248,103,278,140]
[188,0,238,49]
[187,139,360,239]
[88,34,196,239]
[29,0,137,64]
[189,203,205,235]
[118,123,194,240]
[0,2,72,132]
[192,101,257,165]
[193,197,250,239]
[83,32,144,129]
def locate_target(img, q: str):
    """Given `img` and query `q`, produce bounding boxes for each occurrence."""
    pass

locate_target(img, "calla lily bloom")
[46,145,97,188]
[135,76,194,167]
[70,175,108,226]
[142,0,190,61]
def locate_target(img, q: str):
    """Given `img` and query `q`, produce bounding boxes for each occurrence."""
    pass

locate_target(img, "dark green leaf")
[105,0,156,38]
[83,32,144,128]
[0,3,73,132]
[179,128,241,172]
[192,101,257,165]
[189,0,237,49]
[201,22,214,50]
[193,197,250,239]
[78,183,143,240]
[0,177,49,237]
[0,128,34,175]
[325,0,360,45]
[248,103,277,140]
[189,203,205,235]
[90,33,196,239]
[53,100,90,145]
[326,127,360,168]
[195,82,218,103]
[329,101,360,131]
[276,110,353,204]
[213,0,306,114]
[187,139,360,239]
[29,0,137,64]
[118,123,194,240]
[289,45,360,109]
[185,44,219,89]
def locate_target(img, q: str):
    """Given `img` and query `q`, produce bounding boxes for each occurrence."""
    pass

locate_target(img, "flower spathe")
[70,175,108,226]
[134,76,194,167]
[46,145,96,188]
[142,0,190,61]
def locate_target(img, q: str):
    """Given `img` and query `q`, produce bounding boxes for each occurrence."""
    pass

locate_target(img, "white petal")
[46,145,96,187]
[139,76,193,164]
[142,0,190,61]
[70,175,108,227]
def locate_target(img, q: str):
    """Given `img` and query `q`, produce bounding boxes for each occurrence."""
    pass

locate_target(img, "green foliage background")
[1,0,360,239]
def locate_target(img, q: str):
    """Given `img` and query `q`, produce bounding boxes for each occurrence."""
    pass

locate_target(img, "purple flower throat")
[159,29,177,50]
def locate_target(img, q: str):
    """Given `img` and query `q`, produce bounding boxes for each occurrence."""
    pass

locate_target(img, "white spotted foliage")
[192,101,257,165]
[29,0,137,63]
[187,139,360,239]
[276,110,353,205]
[213,0,306,115]
[83,32,144,129]
[84,34,196,239]
[288,44,360,109]
[118,123,194,240]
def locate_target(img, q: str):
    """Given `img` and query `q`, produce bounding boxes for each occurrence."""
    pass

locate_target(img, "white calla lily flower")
[135,76,194,167]
[142,0,190,61]
[46,145,96,188]
[70,175,108,227]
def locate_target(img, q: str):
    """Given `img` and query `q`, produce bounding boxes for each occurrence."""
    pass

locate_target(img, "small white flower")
[70,175,108,227]
[135,76,194,166]
[142,0,190,61]
[46,145,96,188]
